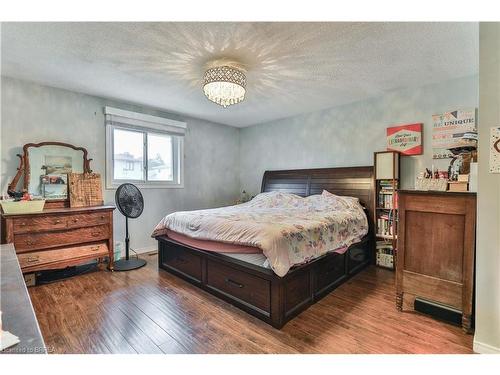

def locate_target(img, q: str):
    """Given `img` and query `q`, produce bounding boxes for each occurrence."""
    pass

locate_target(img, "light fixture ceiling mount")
[203,65,246,108]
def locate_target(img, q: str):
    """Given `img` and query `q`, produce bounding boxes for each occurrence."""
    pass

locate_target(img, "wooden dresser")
[1,205,115,274]
[396,190,476,332]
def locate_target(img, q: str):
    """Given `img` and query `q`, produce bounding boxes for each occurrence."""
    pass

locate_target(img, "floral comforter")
[152,191,368,277]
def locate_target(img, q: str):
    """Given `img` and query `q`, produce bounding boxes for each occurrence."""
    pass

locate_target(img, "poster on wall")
[490,127,500,173]
[432,108,477,159]
[386,123,423,155]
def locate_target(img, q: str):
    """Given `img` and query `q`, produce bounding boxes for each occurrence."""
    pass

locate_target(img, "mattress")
[165,229,261,254]
[222,253,271,268]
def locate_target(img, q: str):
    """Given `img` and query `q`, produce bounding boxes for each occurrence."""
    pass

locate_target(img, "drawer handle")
[175,257,188,264]
[54,219,62,224]
[224,278,244,289]
[326,266,341,275]
[72,218,79,223]
[26,239,35,246]
[26,255,39,263]
[20,222,27,226]
[91,231,102,237]
[90,246,100,252]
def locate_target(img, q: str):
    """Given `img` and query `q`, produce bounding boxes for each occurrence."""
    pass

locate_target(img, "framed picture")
[432,109,477,159]
[386,123,423,155]
[41,174,68,199]
[44,155,73,174]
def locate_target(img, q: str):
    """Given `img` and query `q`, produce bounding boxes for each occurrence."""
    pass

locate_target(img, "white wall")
[474,23,500,354]
[0,77,240,253]
[239,76,479,195]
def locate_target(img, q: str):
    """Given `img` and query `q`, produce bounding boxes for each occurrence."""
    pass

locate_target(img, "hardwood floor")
[28,253,473,354]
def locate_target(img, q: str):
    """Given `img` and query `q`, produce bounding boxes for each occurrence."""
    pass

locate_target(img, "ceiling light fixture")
[203,65,246,108]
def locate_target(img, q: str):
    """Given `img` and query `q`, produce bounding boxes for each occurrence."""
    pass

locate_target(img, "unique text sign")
[432,109,476,159]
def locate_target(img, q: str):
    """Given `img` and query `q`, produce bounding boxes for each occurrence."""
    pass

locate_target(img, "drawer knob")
[26,239,35,246]
[100,215,105,220]
[26,255,39,263]
[91,231,101,237]
[72,218,79,223]
[20,222,27,226]
[175,257,188,264]
[91,246,100,252]
[224,278,244,289]
[54,219,62,224]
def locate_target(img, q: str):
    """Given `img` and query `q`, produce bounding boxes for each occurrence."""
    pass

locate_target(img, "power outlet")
[24,273,36,287]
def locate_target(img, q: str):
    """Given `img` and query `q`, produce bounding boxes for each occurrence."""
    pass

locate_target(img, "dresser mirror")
[8,142,92,207]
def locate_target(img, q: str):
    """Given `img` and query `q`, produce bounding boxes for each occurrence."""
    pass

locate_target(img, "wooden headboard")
[261,166,374,222]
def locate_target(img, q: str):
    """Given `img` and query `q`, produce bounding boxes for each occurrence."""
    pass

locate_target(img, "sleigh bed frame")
[156,166,375,328]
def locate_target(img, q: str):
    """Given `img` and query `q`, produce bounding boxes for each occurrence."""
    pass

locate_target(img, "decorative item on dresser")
[1,142,115,278]
[373,151,400,270]
[396,190,476,333]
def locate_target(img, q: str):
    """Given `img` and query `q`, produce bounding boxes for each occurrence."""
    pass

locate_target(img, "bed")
[154,166,375,328]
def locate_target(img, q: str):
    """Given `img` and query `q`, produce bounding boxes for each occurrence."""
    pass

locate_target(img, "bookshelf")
[373,151,400,270]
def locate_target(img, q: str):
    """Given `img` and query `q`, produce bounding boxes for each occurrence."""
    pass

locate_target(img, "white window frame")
[105,107,185,189]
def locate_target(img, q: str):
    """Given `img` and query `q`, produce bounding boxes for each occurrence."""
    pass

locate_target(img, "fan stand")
[113,216,147,271]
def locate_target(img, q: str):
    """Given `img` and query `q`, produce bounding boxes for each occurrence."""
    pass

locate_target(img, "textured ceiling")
[1,22,478,127]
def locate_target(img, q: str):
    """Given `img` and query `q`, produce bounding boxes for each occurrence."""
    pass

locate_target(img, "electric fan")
[114,183,147,271]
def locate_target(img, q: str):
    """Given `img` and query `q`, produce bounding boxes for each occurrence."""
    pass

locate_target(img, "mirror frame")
[8,142,93,208]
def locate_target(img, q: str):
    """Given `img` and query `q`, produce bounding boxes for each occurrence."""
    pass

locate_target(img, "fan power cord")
[130,248,139,259]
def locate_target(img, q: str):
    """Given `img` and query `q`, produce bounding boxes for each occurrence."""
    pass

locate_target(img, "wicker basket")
[68,173,103,207]
[0,199,46,214]
[415,178,448,191]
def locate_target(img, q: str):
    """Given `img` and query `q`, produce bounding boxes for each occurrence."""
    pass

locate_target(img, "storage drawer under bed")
[160,243,202,282]
[206,260,271,314]
[314,251,347,295]
[347,240,371,274]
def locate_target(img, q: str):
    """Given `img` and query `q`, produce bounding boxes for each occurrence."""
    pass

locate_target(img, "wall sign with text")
[386,123,423,155]
[432,109,477,159]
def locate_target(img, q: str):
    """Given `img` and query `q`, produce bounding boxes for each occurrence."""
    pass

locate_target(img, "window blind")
[104,106,187,136]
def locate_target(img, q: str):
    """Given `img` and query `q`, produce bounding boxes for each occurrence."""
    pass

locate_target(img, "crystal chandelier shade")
[203,66,246,108]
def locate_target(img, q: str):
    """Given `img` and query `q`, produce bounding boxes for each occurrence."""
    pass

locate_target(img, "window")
[105,107,186,188]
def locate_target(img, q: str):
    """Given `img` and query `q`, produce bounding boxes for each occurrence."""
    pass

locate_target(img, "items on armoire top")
[415,131,478,193]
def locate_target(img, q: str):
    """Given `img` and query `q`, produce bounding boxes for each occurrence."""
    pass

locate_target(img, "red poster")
[386,123,423,155]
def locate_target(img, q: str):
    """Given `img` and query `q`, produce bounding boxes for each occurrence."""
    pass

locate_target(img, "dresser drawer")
[160,246,202,282]
[18,243,109,273]
[206,260,271,313]
[66,212,109,229]
[13,215,68,234]
[14,225,110,252]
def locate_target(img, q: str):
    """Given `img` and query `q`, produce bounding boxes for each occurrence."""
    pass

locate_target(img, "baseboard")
[473,339,500,354]
[131,246,157,255]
